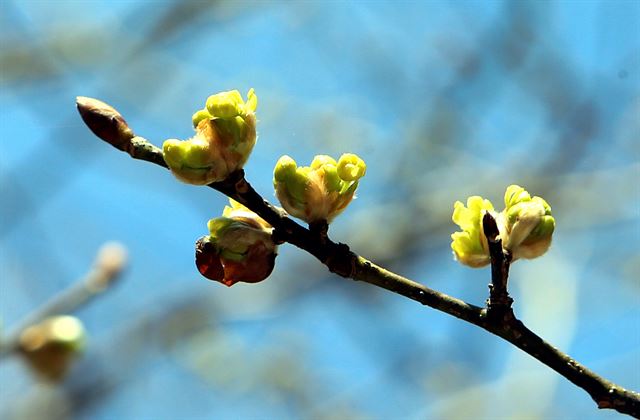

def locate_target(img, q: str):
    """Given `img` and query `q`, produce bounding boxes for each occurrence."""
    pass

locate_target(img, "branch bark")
[483,212,514,322]
[75,97,640,418]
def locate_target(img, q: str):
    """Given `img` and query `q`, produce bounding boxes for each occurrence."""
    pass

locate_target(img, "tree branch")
[75,97,640,418]
[482,212,514,322]
[0,242,127,359]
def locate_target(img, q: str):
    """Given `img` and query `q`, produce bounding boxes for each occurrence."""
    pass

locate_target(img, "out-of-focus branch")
[75,97,640,418]
[0,242,127,359]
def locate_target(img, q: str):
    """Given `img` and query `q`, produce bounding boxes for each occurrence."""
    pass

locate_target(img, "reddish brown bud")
[195,237,225,281]
[76,96,134,150]
[195,236,276,287]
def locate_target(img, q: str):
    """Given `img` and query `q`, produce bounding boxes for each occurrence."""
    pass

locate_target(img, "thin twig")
[0,243,127,358]
[75,97,640,418]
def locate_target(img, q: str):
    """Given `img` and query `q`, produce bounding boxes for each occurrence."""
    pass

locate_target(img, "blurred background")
[1,0,638,419]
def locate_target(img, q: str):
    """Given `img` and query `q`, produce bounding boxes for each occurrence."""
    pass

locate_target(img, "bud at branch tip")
[76,96,134,151]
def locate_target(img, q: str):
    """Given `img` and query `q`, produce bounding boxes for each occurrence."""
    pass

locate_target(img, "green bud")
[501,185,555,260]
[274,156,309,204]
[192,109,211,128]
[311,155,337,169]
[337,153,367,181]
[274,155,298,182]
[162,137,224,185]
[163,89,258,185]
[273,153,366,224]
[451,185,555,268]
[207,217,236,241]
[526,214,555,241]
[19,316,86,381]
[504,184,531,209]
[322,163,342,192]
[245,88,258,113]
[206,90,244,118]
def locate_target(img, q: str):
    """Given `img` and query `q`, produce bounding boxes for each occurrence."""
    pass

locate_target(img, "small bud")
[192,109,211,128]
[273,153,366,224]
[451,185,555,268]
[206,90,244,118]
[95,241,127,278]
[163,89,258,185]
[450,196,495,267]
[501,185,555,260]
[76,96,134,150]
[88,241,128,291]
[196,199,277,286]
[18,316,86,381]
[337,153,367,181]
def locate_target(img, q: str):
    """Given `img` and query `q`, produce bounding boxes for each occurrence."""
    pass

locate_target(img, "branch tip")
[482,211,500,243]
[76,96,134,151]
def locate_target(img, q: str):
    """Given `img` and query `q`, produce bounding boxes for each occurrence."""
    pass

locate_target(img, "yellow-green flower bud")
[451,185,555,268]
[196,199,277,286]
[206,90,240,118]
[501,185,555,260]
[450,196,495,267]
[504,184,531,209]
[273,153,366,224]
[162,89,258,185]
[337,153,367,181]
[18,316,86,381]
[192,109,211,128]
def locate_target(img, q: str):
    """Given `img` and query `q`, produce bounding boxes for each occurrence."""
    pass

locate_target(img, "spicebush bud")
[450,196,495,267]
[501,185,555,260]
[76,96,134,150]
[451,185,555,268]
[273,153,366,224]
[163,89,258,185]
[196,200,277,286]
[18,316,86,381]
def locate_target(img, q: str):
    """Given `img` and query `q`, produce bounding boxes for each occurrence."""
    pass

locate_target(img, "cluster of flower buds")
[163,89,258,185]
[18,315,86,381]
[273,154,366,224]
[451,185,555,267]
[196,199,277,286]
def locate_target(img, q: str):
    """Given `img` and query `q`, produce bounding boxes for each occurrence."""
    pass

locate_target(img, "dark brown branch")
[482,212,514,321]
[75,97,640,418]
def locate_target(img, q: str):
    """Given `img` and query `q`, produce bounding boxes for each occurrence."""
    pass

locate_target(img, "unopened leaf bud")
[76,96,134,150]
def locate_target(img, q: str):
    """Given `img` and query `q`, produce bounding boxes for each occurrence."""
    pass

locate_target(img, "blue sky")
[1,1,638,419]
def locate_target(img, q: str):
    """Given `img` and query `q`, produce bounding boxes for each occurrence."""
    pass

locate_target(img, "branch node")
[326,243,354,278]
[309,220,329,245]
[232,170,249,193]
[271,227,287,245]
[482,212,514,321]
